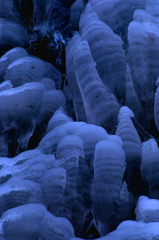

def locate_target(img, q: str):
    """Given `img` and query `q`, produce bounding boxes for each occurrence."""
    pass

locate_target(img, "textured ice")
[0,148,41,167]
[39,121,87,154]
[118,106,134,120]
[56,134,84,159]
[47,108,73,133]
[66,32,87,122]
[0,47,28,83]
[103,220,159,240]
[0,80,12,91]
[5,56,61,88]
[0,179,46,216]
[1,203,75,240]
[128,8,159,134]
[0,82,45,156]
[40,77,56,90]
[136,196,159,222]
[0,152,55,184]
[116,106,142,196]
[74,124,109,170]
[1,1,159,239]
[79,3,126,103]
[89,0,146,46]
[37,90,66,130]
[141,138,159,198]
[91,139,125,235]
[125,64,146,127]
[154,80,159,131]
[73,40,119,133]
[108,135,123,147]
[40,167,66,216]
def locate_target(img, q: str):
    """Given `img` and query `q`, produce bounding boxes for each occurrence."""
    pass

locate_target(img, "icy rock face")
[136,196,159,223]
[79,3,126,104]
[91,139,125,235]
[5,56,61,88]
[73,40,120,134]
[141,138,159,198]
[116,106,142,197]
[1,203,75,240]
[0,82,45,157]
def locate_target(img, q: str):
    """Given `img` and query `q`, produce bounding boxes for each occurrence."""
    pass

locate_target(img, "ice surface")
[0,47,28,83]
[56,134,84,159]
[118,106,134,120]
[141,138,159,198]
[136,196,159,222]
[37,90,66,125]
[103,220,159,240]
[5,56,61,88]
[39,121,87,154]
[73,40,119,133]
[47,108,73,133]
[79,3,126,103]
[1,203,75,240]
[0,148,41,167]
[0,152,55,184]
[91,139,125,235]
[125,64,146,128]
[66,32,87,121]
[0,80,12,91]
[89,0,146,46]
[0,82,45,156]
[40,167,66,216]
[128,8,159,134]
[116,107,142,196]
[154,82,159,131]
[0,179,46,216]
[40,77,56,90]
[108,135,123,147]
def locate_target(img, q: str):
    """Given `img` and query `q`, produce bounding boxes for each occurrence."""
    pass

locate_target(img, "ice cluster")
[0,0,159,239]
